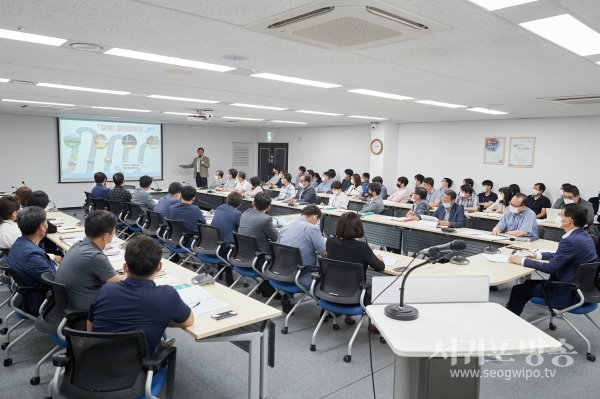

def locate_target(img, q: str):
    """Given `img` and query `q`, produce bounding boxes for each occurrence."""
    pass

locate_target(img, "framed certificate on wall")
[508,137,536,168]
[483,137,505,165]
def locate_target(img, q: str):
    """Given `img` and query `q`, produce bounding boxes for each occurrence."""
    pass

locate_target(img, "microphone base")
[483,247,501,255]
[384,304,419,321]
[450,255,470,265]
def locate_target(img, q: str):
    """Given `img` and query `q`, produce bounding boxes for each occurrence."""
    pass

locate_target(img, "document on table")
[472,234,512,241]
[57,226,84,233]
[106,254,124,262]
[381,255,398,266]
[154,274,180,286]
[174,283,230,316]
[481,254,510,263]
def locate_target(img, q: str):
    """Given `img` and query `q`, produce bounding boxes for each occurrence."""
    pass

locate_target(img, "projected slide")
[58,119,163,183]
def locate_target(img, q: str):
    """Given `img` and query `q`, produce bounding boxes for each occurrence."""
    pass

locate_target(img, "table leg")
[260,325,269,398]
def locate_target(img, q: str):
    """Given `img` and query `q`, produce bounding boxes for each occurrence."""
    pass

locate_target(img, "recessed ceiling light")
[295,110,343,116]
[148,95,219,103]
[230,103,288,111]
[162,112,192,116]
[1,99,75,106]
[92,106,151,113]
[414,100,467,108]
[0,28,67,46]
[251,73,340,88]
[69,42,104,52]
[222,116,264,121]
[105,48,236,72]
[348,89,413,100]
[467,0,538,11]
[271,120,308,124]
[466,107,508,115]
[348,115,388,120]
[0,78,9,83]
[37,83,130,95]
[520,14,600,57]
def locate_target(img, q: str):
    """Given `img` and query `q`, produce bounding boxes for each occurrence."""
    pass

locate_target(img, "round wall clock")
[370,138,383,155]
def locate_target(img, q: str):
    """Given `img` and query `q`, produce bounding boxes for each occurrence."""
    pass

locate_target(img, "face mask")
[559,190,564,196]
[509,205,519,214]
[333,190,340,195]
[442,202,451,209]
[555,216,564,229]
[397,183,401,188]
[214,176,219,180]
[459,193,465,198]
[563,198,575,205]
[498,195,504,201]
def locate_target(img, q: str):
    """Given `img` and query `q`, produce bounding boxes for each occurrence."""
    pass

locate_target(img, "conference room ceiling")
[0,0,600,128]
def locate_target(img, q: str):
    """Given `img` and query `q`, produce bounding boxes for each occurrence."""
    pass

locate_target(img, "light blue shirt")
[278,218,326,286]
[426,188,443,204]
[316,180,332,193]
[496,208,539,237]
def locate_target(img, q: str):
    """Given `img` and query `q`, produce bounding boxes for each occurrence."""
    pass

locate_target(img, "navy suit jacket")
[295,186,317,204]
[211,204,242,244]
[432,203,466,228]
[91,184,110,199]
[524,228,597,310]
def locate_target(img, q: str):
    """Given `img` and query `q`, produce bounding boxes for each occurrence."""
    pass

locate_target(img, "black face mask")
[396,183,401,188]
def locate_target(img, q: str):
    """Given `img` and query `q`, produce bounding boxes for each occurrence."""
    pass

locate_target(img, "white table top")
[366,302,562,358]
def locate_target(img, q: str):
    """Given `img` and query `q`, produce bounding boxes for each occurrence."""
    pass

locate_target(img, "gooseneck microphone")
[151,179,161,191]
[22,181,27,187]
[483,236,515,254]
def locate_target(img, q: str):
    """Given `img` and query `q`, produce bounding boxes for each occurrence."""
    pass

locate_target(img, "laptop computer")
[545,208,560,221]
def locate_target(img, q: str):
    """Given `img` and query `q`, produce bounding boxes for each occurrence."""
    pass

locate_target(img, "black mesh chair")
[106,200,129,238]
[537,226,546,240]
[529,262,600,362]
[90,198,109,212]
[50,328,177,399]
[309,257,370,363]
[191,224,229,275]
[143,211,166,245]
[163,218,196,264]
[0,263,15,329]
[228,233,267,295]
[262,243,314,334]
[123,203,145,241]
[84,192,93,215]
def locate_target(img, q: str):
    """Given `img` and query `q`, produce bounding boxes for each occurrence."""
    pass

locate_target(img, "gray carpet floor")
[0,209,598,398]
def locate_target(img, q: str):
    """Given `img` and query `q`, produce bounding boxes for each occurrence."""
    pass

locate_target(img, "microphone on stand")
[440,229,469,265]
[22,181,27,187]
[483,236,515,254]
[151,178,161,191]
[48,201,59,212]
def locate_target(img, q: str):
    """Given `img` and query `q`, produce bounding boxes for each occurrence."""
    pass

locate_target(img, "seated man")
[526,182,552,219]
[276,173,296,201]
[552,183,571,209]
[492,193,539,237]
[153,182,182,222]
[215,169,238,192]
[456,185,479,212]
[7,207,61,316]
[361,183,384,214]
[361,173,371,192]
[267,166,282,188]
[307,170,318,189]
[388,177,410,203]
[211,192,243,285]
[326,180,349,209]
[406,187,430,221]
[88,235,194,356]
[209,170,225,189]
[440,177,453,194]
[478,180,498,209]
[289,174,317,204]
[91,171,111,199]
[414,174,424,188]
[555,185,594,226]
[423,177,442,207]
[238,192,279,254]
[463,178,474,188]
[296,166,306,185]
[432,190,465,228]
[316,171,333,194]
[131,175,155,215]
[234,171,252,194]
[506,205,597,315]
[55,210,125,309]
[341,169,354,192]
[165,185,206,246]
[278,205,326,313]
[106,172,132,204]
[372,176,388,199]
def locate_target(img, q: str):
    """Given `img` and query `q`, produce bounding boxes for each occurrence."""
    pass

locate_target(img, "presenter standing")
[180,147,210,188]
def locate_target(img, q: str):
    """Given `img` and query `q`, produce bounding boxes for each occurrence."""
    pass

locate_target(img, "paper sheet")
[174,284,213,304]
[106,254,124,262]
[381,256,398,266]
[481,254,509,263]
[154,275,180,286]
[191,298,231,316]
[472,234,511,241]
[57,226,83,233]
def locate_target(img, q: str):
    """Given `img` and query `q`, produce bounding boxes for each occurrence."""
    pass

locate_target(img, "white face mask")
[509,205,519,214]
[498,194,504,201]
[214,175,219,180]
[555,216,563,229]
[459,192,465,198]
[559,190,564,196]
[563,198,575,205]
[532,190,539,196]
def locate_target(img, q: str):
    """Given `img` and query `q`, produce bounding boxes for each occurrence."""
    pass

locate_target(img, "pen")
[192,302,202,308]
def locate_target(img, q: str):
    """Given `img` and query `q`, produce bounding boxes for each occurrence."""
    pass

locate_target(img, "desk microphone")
[425,240,466,257]
[483,236,515,254]
[48,201,59,212]
[22,181,27,187]
[151,178,161,191]
[440,230,469,265]
[183,181,192,186]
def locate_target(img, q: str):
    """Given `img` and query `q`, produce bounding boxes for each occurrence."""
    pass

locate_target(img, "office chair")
[106,200,129,238]
[50,328,177,399]
[142,211,166,245]
[122,184,136,190]
[90,198,109,212]
[0,263,15,329]
[123,203,145,241]
[537,226,546,240]
[227,233,267,295]
[191,224,229,275]
[262,243,314,334]
[163,218,197,264]
[309,257,370,363]
[83,192,93,215]
[529,262,600,362]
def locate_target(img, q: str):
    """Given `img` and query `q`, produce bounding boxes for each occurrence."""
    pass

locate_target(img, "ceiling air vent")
[246,0,449,51]
[547,95,600,105]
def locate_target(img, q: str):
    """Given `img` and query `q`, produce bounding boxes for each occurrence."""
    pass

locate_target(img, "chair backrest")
[164,218,187,246]
[314,257,364,305]
[106,200,124,219]
[143,211,163,236]
[91,198,109,211]
[41,272,74,317]
[537,226,546,240]
[60,327,149,399]
[126,203,144,224]
[122,185,136,190]
[193,224,221,255]
[229,233,260,268]
[263,242,302,283]
[0,247,9,259]
[575,262,600,304]
[84,191,92,201]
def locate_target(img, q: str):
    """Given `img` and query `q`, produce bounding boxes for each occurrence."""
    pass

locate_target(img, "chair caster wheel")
[0,328,7,335]
[310,344,316,352]
[3,358,12,366]
[380,337,387,344]
[549,323,557,331]
[243,283,249,288]
[281,327,288,335]
[343,355,351,363]
[333,324,340,331]
[30,376,40,385]
[1,343,8,350]
[587,353,596,362]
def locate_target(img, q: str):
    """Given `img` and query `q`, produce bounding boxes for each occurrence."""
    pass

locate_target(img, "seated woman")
[14,186,31,208]
[345,173,364,198]
[0,195,22,249]
[327,180,349,209]
[485,187,513,214]
[244,176,264,197]
[312,172,322,189]
[326,212,384,327]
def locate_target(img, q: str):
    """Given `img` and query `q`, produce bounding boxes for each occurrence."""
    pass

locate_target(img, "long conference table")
[46,210,281,399]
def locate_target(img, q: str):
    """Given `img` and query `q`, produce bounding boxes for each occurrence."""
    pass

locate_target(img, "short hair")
[372,176,383,184]
[397,176,409,186]
[512,193,527,207]
[534,182,546,192]
[253,192,272,211]
[197,147,204,152]
[362,172,370,180]
[561,183,571,191]
[237,171,246,180]
[563,185,580,197]
[482,180,493,188]
[124,235,163,277]
[94,172,107,184]
[331,180,342,190]
[0,195,20,223]
[168,182,183,195]
[368,182,381,195]
[563,204,587,228]
[228,169,238,179]
[300,174,310,183]
[414,174,424,183]
[322,171,331,179]
[301,204,322,218]
[443,177,453,188]
[414,187,427,200]
[283,173,292,183]
[307,169,314,177]
[423,177,434,187]
[272,166,280,173]
[16,206,47,236]
[463,178,474,187]
[344,169,354,176]
[460,185,474,195]
[181,185,197,201]
[299,166,306,173]
[352,174,362,187]
[498,187,514,205]
[328,169,337,178]
[27,191,50,209]
[509,184,521,195]
[445,190,457,201]
[14,186,32,207]
[313,173,322,183]
[226,191,243,208]
[112,172,125,186]
[85,210,117,238]
[215,170,224,178]
[250,176,260,187]
[139,175,152,188]
[336,212,364,239]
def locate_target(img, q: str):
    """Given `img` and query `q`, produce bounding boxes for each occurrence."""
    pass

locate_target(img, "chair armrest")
[217,240,227,246]
[540,281,579,290]
[264,254,272,262]
[64,309,88,320]
[255,251,269,258]
[182,233,196,237]
[52,350,69,368]
[17,285,51,294]
[311,272,321,281]
[142,347,177,372]
[296,265,307,270]
[359,282,371,290]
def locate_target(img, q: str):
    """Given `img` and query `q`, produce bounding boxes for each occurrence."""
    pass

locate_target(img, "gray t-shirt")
[55,237,117,310]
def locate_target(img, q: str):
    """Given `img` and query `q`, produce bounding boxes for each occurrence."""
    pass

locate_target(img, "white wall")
[396,116,600,203]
